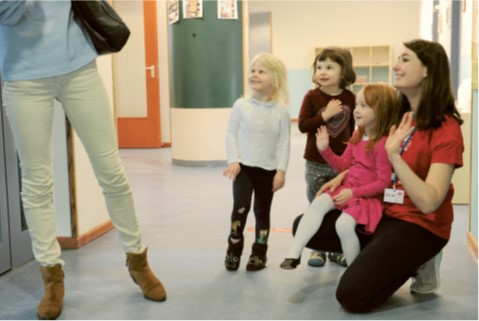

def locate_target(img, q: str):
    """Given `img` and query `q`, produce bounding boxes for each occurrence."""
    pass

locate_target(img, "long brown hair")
[350,84,400,150]
[400,39,463,129]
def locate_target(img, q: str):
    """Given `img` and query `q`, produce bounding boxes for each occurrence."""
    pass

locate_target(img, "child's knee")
[335,214,356,237]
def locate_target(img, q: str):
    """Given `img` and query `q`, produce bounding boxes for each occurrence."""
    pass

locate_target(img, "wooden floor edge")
[467,232,478,259]
[58,220,114,249]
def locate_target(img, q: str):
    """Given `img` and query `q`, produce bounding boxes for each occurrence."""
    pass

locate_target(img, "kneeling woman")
[293,39,464,312]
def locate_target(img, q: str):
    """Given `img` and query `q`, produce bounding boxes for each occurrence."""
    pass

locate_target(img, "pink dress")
[320,135,392,233]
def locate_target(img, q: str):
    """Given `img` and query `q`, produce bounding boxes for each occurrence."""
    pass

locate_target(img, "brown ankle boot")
[37,264,64,320]
[126,247,167,302]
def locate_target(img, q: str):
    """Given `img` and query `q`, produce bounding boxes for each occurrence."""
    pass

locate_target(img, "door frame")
[0,89,12,274]
[116,0,162,148]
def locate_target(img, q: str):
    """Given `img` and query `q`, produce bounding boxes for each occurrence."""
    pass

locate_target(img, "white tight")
[2,61,144,266]
[287,193,360,265]
[335,213,360,265]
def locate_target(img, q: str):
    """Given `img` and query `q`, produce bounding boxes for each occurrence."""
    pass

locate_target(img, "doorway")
[249,11,272,58]
[114,0,162,148]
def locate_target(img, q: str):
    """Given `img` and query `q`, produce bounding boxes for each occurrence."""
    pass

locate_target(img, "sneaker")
[307,251,326,267]
[328,252,348,267]
[410,251,443,294]
[280,258,301,270]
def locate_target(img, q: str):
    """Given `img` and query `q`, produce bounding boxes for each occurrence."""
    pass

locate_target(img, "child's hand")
[223,162,241,181]
[272,171,285,192]
[332,188,353,206]
[317,170,348,196]
[321,99,343,121]
[315,126,329,151]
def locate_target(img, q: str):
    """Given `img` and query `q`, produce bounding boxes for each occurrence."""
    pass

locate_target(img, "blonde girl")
[223,53,290,271]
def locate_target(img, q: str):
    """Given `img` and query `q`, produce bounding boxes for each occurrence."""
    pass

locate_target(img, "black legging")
[229,164,276,243]
[292,212,448,312]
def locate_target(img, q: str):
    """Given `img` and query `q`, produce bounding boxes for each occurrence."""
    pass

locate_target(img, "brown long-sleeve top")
[298,87,356,163]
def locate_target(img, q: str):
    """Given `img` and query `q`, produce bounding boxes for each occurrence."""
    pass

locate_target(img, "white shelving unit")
[314,45,392,93]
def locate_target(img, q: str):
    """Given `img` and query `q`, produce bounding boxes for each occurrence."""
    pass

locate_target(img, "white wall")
[458,0,473,112]
[248,0,422,118]
[249,1,421,68]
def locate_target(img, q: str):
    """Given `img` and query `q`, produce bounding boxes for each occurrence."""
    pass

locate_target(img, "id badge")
[383,188,405,204]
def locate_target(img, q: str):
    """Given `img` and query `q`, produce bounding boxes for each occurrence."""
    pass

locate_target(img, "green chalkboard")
[169,1,243,108]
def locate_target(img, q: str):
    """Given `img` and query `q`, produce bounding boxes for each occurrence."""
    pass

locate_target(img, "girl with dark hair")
[297,47,357,267]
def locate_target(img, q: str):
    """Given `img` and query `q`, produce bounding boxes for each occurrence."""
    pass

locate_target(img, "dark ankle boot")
[37,264,64,320]
[224,236,244,271]
[126,247,167,302]
[246,243,268,271]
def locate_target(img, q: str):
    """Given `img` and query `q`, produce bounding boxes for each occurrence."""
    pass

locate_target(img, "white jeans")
[2,61,144,266]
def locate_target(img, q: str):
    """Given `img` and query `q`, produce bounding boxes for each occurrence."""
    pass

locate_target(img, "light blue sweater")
[0,0,97,81]
[226,97,291,172]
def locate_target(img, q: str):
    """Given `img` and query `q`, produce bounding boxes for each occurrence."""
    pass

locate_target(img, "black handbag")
[71,0,131,55]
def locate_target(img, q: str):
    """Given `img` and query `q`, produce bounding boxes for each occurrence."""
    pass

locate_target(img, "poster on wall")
[218,0,238,20]
[168,0,180,25]
[183,0,203,19]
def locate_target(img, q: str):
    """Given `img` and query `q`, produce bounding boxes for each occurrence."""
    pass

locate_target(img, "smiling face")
[354,90,377,133]
[314,58,342,92]
[393,46,428,96]
[248,60,275,101]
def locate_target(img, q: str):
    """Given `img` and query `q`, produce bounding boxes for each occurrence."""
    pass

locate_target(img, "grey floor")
[0,126,477,320]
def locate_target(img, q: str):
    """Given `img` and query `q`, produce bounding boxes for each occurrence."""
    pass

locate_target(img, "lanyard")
[391,127,416,189]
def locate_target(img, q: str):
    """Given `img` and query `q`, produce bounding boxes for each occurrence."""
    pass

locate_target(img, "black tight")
[229,165,276,243]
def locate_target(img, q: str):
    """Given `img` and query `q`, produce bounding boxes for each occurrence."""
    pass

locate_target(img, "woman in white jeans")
[0,2,166,319]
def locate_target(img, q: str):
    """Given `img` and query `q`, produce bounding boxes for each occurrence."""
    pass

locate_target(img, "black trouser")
[292,212,447,312]
[229,165,276,244]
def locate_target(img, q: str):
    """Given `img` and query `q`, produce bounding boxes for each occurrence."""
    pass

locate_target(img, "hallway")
[0,126,477,320]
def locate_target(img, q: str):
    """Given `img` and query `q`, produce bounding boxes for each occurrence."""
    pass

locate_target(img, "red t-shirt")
[384,116,464,240]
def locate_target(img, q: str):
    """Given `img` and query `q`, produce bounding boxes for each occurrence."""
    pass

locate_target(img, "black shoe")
[246,255,267,271]
[224,236,244,271]
[246,243,268,271]
[225,252,241,271]
[280,258,301,270]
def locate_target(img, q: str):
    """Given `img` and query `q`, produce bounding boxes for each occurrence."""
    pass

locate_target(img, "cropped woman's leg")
[336,217,447,312]
[58,62,143,254]
[58,62,166,302]
[3,79,63,267]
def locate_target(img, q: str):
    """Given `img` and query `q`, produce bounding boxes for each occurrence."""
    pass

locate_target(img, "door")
[0,90,11,274]
[249,12,272,58]
[114,0,162,148]
[0,80,34,275]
